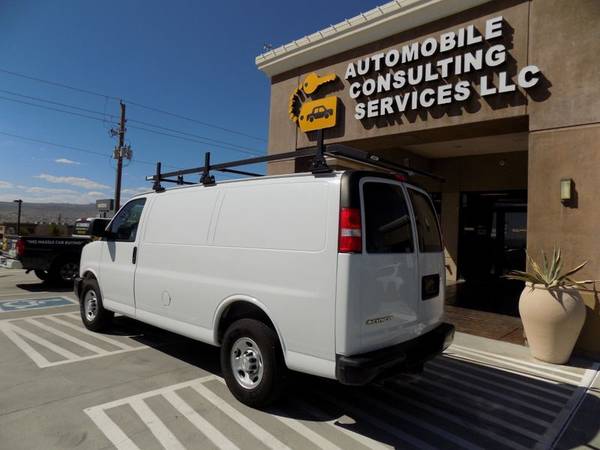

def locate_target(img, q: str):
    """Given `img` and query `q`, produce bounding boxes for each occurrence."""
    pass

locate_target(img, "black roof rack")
[146,142,444,192]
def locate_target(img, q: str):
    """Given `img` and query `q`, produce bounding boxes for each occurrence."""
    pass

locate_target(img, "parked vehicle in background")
[1,218,109,285]
[76,169,454,407]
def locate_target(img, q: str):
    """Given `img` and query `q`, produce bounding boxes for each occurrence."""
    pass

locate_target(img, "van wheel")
[221,319,286,407]
[80,278,113,332]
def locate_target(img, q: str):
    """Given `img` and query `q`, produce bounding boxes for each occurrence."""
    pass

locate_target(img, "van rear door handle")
[132,246,137,264]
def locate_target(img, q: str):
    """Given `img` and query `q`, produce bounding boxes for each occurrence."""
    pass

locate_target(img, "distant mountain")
[0,201,97,224]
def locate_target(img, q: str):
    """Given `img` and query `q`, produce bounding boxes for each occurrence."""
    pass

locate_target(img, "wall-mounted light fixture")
[560,178,573,203]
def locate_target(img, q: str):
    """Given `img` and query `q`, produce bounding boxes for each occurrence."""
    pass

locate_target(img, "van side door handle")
[132,246,137,264]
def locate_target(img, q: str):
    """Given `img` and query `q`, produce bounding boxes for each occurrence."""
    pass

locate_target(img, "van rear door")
[405,186,445,335]
[336,173,444,356]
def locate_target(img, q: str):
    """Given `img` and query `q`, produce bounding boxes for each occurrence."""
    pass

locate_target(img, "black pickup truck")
[0,218,109,285]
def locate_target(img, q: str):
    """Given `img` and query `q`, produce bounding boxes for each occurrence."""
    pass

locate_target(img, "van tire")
[221,318,286,407]
[80,278,113,332]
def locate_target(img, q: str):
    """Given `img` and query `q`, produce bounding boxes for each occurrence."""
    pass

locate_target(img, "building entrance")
[451,190,527,317]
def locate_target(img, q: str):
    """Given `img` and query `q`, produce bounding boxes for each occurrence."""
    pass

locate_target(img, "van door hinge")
[132,246,137,264]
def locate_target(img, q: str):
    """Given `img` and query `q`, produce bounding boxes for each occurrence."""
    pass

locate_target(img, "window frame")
[359,178,416,255]
[406,187,443,253]
[105,197,147,243]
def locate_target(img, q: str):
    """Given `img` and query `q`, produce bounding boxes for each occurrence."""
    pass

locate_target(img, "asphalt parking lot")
[0,269,598,450]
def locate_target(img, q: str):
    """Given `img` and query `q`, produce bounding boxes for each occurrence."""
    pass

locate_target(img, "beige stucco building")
[256,0,600,356]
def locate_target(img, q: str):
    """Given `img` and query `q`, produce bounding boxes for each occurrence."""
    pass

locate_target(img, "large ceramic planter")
[519,282,586,364]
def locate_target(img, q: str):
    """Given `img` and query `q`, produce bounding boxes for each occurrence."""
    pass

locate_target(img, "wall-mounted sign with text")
[344,16,540,121]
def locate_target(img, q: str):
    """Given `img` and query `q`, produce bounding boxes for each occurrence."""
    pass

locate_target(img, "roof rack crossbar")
[220,168,263,177]
[146,148,318,182]
[326,145,445,182]
[146,143,444,192]
[200,152,216,186]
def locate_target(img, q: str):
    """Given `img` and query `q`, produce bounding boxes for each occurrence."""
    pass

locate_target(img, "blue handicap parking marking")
[0,297,76,312]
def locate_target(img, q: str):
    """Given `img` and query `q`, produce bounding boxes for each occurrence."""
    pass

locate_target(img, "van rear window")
[362,182,414,253]
[408,189,443,252]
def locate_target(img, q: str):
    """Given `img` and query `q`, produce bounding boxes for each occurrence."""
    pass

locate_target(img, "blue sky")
[0,0,382,204]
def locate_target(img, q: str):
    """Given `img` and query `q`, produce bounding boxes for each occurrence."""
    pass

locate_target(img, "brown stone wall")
[528,0,600,131]
[266,0,532,165]
[527,0,600,357]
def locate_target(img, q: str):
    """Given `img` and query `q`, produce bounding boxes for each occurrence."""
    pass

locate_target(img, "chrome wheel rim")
[84,290,98,322]
[59,262,78,281]
[230,337,264,389]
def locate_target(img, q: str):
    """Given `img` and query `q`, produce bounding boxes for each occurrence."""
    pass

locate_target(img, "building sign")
[344,16,540,120]
[289,72,339,132]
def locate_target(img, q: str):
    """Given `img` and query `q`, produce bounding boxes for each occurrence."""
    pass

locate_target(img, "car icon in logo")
[307,105,333,122]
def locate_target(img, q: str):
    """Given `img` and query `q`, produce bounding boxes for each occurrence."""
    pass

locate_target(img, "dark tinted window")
[363,182,414,253]
[108,198,146,242]
[408,190,442,252]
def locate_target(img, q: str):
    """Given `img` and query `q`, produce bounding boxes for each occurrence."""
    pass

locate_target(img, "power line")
[125,100,267,143]
[0,88,117,121]
[0,67,117,100]
[127,122,262,156]
[0,89,264,156]
[0,130,176,169]
[0,95,118,126]
[127,124,260,156]
[0,67,268,143]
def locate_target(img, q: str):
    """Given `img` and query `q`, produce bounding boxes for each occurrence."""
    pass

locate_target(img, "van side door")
[99,197,147,316]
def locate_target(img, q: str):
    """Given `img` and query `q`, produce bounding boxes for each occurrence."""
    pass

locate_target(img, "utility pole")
[13,199,22,235]
[111,100,132,212]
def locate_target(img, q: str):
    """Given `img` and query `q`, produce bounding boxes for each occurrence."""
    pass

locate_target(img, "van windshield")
[362,182,414,253]
[408,189,442,252]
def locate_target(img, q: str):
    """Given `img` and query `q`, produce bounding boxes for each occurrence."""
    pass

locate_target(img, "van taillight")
[339,207,362,253]
[16,239,25,257]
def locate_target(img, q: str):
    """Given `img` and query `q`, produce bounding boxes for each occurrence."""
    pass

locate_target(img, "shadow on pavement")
[96,316,599,449]
[15,282,72,293]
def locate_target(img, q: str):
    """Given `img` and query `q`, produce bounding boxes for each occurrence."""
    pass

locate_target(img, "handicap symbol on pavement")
[0,297,75,312]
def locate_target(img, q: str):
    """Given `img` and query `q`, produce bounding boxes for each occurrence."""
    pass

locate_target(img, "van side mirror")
[89,218,111,238]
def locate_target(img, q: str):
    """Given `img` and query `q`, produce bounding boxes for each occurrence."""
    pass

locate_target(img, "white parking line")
[452,345,585,380]
[0,312,145,367]
[439,354,573,398]
[46,316,135,350]
[294,399,391,450]
[162,390,240,450]
[129,398,185,450]
[429,359,566,407]
[389,380,543,444]
[83,355,598,450]
[211,378,342,450]
[85,407,139,450]
[320,392,438,450]
[86,375,395,450]
[7,324,80,359]
[191,381,291,450]
[352,390,486,450]
[534,362,600,450]
[449,347,582,385]
[28,318,109,355]
[427,364,561,417]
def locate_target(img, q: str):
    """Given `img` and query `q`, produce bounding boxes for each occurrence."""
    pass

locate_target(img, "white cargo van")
[76,152,454,407]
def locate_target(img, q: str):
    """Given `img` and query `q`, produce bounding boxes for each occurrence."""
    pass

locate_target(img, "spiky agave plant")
[505,248,595,288]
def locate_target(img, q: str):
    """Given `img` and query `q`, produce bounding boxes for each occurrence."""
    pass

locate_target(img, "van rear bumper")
[335,322,455,385]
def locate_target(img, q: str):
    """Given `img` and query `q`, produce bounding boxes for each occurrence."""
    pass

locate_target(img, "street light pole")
[13,199,22,235]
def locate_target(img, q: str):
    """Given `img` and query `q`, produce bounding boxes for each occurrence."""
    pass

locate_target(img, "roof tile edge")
[256,0,491,77]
